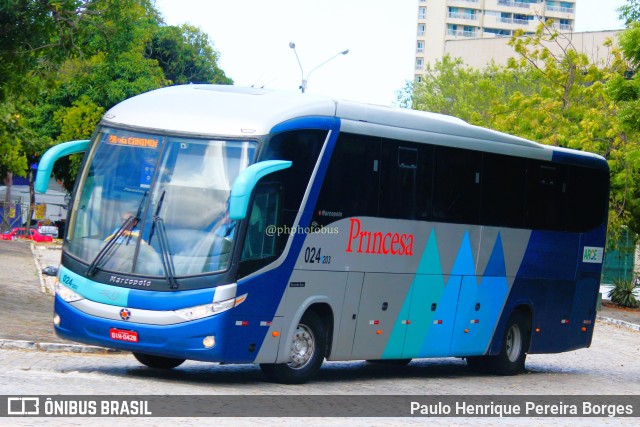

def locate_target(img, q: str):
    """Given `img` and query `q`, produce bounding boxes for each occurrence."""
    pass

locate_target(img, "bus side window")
[259,129,326,231]
[526,161,568,230]
[380,142,432,220]
[241,186,281,262]
[480,153,526,228]
[566,165,609,232]
[432,146,481,223]
[313,133,380,225]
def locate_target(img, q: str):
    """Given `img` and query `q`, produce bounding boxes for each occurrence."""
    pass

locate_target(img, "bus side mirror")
[35,140,90,193]
[229,160,292,220]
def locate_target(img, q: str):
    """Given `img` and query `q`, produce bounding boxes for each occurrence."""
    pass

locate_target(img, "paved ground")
[0,239,639,426]
[0,240,65,344]
[600,300,640,327]
[0,238,638,349]
[0,320,638,425]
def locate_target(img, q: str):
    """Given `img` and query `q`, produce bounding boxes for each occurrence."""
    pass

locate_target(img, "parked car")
[36,221,59,238]
[0,228,54,243]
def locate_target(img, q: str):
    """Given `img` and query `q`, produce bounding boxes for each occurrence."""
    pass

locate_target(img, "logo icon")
[7,397,40,415]
[119,308,131,321]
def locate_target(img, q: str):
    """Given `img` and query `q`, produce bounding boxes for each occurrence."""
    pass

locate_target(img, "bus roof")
[102,84,606,168]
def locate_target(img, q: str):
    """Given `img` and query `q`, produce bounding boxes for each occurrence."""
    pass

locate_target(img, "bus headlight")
[174,294,246,321]
[55,282,84,302]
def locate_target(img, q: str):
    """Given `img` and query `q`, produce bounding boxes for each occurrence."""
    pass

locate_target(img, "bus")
[36,84,609,384]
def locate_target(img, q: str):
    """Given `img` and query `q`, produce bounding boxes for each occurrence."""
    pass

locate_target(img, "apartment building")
[415,0,576,76]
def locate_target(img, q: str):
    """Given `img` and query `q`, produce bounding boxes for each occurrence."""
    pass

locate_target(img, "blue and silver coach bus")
[36,85,609,383]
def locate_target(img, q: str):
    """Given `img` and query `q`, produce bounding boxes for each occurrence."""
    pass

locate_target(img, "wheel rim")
[288,324,315,369]
[505,323,522,362]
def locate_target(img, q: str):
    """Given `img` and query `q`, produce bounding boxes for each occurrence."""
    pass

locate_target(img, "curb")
[596,315,640,332]
[0,339,122,354]
[31,242,60,295]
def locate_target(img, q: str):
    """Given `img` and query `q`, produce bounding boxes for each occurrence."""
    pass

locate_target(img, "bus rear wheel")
[133,352,186,369]
[466,310,530,375]
[260,311,326,384]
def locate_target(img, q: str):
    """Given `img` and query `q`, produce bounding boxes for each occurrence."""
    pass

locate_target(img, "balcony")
[498,17,532,25]
[547,5,575,14]
[497,0,537,9]
[448,12,479,21]
[447,29,478,38]
[447,0,480,5]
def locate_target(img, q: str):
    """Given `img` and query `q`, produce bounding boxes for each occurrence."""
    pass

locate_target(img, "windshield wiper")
[148,190,179,290]
[87,191,147,277]
[152,216,179,290]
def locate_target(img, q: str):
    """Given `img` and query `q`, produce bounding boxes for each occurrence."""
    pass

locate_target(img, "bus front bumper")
[53,296,251,363]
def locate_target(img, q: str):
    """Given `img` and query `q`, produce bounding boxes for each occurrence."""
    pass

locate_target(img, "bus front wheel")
[260,311,326,384]
[467,310,530,375]
[133,352,186,369]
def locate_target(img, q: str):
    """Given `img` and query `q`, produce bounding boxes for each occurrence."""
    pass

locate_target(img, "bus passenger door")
[402,275,461,358]
[350,273,413,360]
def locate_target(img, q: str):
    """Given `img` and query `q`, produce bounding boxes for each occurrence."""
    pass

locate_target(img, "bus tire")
[470,310,530,376]
[260,311,326,384]
[133,352,186,369]
[465,356,487,373]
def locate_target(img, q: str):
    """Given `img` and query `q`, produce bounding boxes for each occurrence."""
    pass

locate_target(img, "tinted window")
[241,186,281,261]
[313,132,609,233]
[432,146,481,223]
[526,161,568,230]
[259,130,326,213]
[314,133,380,225]
[380,142,432,220]
[566,165,609,231]
[238,130,326,278]
[481,153,526,228]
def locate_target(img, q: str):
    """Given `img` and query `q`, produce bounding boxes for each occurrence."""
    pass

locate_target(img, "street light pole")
[289,42,349,93]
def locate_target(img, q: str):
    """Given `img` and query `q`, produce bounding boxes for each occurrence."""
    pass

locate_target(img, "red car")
[1,228,54,243]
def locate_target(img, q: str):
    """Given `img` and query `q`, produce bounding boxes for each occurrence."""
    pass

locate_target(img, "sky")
[155,0,627,106]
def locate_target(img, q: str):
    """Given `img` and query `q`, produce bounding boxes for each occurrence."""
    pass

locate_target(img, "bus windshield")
[66,126,257,277]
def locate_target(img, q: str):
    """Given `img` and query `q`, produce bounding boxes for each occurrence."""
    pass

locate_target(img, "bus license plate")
[110,328,139,343]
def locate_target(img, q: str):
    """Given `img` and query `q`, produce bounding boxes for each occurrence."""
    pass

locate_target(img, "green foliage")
[147,24,232,85]
[619,0,640,25]
[0,1,105,101]
[606,20,640,237]
[405,56,539,127]
[0,101,28,177]
[0,0,232,192]
[608,279,640,308]
[406,21,640,240]
[48,96,104,192]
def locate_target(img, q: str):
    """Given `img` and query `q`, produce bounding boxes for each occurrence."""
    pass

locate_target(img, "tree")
[608,1,640,236]
[147,24,232,85]
[403,55,542,127]
[407,21,639,240]
[1,0,233,196]
[0,100,29,230]
[619,0,640,25]
[0,0,106,212]
[14,0,168,193]
[503,24,637,239]
[0,1,120,103]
